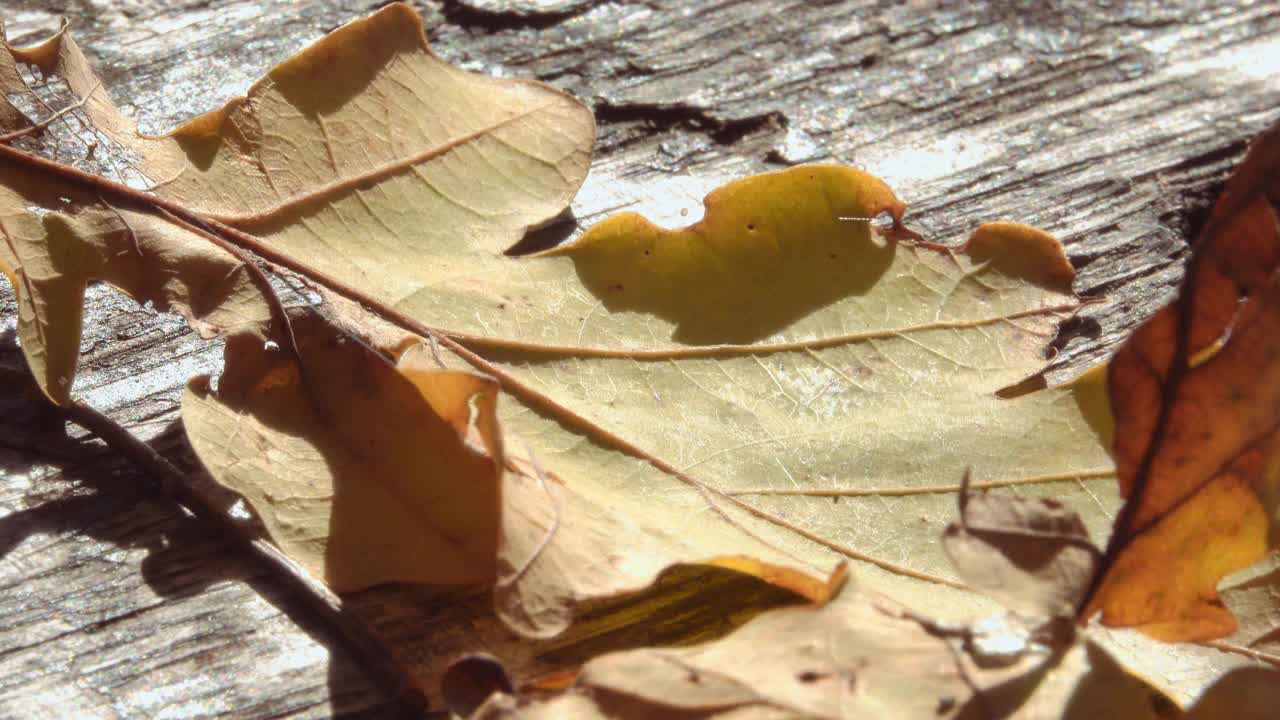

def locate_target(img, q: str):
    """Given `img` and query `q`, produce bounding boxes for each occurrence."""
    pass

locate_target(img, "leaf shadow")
[953,651,1059,720]
[0,365,397,717]
[505,208,579,256]
[1060,642,1180,719]
[560,226,898,345]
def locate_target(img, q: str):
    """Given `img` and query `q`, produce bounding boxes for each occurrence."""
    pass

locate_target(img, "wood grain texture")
[2,0,1279,716]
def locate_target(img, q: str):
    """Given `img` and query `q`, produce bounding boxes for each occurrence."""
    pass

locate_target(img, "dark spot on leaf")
[829,253,838,259]
[797,670,823,683]
[936,696,956,714]
[688,671,702,684]
[497,302,507,309]
[609,283,624,291]
[747,223,755,231]
[643,249,652,256]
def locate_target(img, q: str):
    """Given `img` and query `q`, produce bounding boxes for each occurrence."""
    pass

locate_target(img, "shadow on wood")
[0,351,397,717]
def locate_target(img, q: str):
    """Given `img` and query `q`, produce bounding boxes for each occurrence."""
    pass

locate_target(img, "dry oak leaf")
[1081,121,1280,642]
[137,1,594,304]
[1,2,1116,649]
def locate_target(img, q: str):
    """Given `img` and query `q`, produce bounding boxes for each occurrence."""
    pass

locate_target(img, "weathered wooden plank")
[2,0,1279,716]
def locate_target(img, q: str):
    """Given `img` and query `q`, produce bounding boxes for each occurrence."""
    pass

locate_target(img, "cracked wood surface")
[2,0,1279,717]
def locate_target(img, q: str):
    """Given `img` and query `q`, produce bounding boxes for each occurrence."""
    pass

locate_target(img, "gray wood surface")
[2,0,1279,717]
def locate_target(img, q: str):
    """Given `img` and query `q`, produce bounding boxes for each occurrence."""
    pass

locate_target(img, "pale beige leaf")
[4,5,1147,706]
[15,3,1112,640]
[137,2,593,283]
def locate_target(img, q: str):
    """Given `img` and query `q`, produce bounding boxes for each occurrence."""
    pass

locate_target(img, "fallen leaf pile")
[2,3,1279,717]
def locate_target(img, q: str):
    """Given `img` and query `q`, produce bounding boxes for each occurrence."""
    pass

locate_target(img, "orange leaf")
[1081,123,1280,641]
